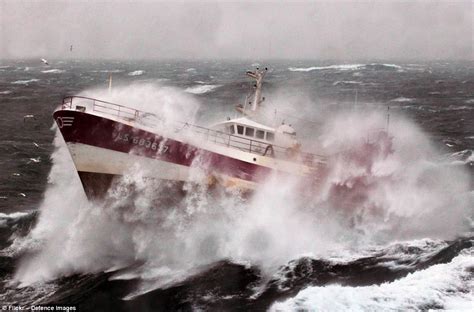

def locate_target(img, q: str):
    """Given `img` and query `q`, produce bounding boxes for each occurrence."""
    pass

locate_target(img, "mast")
[245,67,267,112]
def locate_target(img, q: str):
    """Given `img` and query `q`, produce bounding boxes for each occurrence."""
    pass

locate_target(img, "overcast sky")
[0,0,472,60]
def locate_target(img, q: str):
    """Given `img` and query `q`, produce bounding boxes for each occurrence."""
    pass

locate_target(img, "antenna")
[108,74,113,93]
[355,89,358,107]
[386,106,390,133]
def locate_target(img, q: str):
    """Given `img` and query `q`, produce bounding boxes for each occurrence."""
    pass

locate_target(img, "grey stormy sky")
[0,0,472,60]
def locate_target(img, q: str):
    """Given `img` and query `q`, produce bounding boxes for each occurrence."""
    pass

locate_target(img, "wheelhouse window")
[266,132,275,142]
[256,129,265,139]
[228,125,235,135]
[245,127,255,137]
[237,125,244,135]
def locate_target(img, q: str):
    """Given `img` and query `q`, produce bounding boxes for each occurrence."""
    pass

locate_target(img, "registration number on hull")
[115,132,169,154]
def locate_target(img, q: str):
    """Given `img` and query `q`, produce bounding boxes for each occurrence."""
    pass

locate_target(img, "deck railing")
[61,96,327,165]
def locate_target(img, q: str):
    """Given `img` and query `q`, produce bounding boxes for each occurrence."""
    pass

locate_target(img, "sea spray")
[12,86,473,292]
[80,83,201,124]
[317,110,472,240]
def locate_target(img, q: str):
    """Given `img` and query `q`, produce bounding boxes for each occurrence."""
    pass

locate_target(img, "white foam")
[128,70,145,76]
[289,63,403,73]
[288,64,365,72]
[448,150,474,165]
[390,97,414,102]
[11,79,39,85]
[41,69,65,74]
[0,90,12,95]
[333,80,362,86]
[185,84,221,94]
[0,212,30,220]
[378,63,403,69]
[94,69,123,73]
[271,249,474,311]
[28,157,41,163]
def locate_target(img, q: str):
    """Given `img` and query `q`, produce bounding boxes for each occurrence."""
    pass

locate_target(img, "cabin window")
[237,125,244,135]
[245,127,255,137]
[256,129,265,139]
[266,132,275,142]
[228,125,235,135]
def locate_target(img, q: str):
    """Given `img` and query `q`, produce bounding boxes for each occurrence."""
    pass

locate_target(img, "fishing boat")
[53,68,391,200]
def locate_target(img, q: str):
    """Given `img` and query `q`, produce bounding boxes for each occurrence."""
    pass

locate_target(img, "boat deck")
[60,96,328,166]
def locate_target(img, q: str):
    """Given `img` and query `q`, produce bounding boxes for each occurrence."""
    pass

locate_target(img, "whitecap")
[41,69,65,74]
[11,79,40,85]
[448,149,473,165]
[289,64,365,72]
[128,70,145,76]
[444,105,472,111]
[95,69,123,73]
[0,90,12,95]
[333,80,362,86]
[186,68,196,72]
[390,97,414,103]
[0,212,29,219]
[28,157,41,163]
[379,63,403,69]
[0,211,30,228]
[465,99,474,104]
[185,84,221,94]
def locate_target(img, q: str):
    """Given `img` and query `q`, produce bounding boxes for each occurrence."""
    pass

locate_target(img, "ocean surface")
[0,59,473,311]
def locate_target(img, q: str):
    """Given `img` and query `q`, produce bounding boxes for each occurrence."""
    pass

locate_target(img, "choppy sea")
[0,59,473,311]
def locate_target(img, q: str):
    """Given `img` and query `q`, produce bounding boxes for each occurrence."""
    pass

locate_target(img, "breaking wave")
[332,80,362,86]
[271,249,473,311]
[448,149,474,165]
[0,212,31,228]
[288,63,403,72]
[391,97,414,103]
[185,84,221,94]
[11,79,39,85]
[289,64,365,72]
[41,69,65,74]
[128,70,145,76]
[93,69,123,73]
